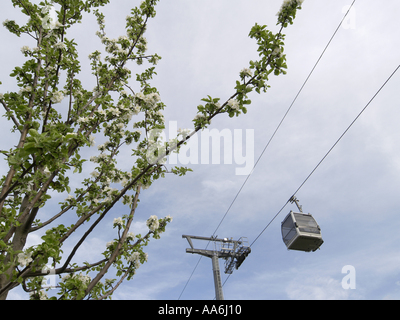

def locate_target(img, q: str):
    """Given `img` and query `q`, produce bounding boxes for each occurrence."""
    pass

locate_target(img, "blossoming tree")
[0,0,304,300]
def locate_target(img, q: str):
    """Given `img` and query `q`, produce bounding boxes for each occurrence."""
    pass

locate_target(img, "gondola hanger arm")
[289,196,303,213]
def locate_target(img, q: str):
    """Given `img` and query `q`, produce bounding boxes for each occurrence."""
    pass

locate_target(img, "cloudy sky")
[1,0,400,300]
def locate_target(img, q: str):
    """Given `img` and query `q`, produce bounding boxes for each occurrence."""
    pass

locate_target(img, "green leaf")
[28,128,39,138]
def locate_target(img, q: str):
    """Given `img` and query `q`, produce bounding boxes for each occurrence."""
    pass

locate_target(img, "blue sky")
[1,0,400,300]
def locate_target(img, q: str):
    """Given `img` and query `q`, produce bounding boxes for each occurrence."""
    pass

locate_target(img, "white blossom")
[136,92,161,109]
[61,274,71,282]
[228,99,240,111]
[145,92,160,108]
[63,273,91,285]
[138,37,148,51]
[168,138,179,151]
[272,47,283,56]
[53,21,65,29]
[97,109,106,117]
[241,68,253,78]
[54,41,66,50]
[17,252,33,267]
[121,177,129,187]
[113,217,124,227]
[51,91,64,104]
[89,51,101,60]
[135,92,145,100]
[43,167,51,176]
[78,273,91,283]
[19,86,32,95]
[97,153,108,161]
[30,290,48,300]
[146,215,159,231]
[155,110,164,119]
[98,17,105,25]
[126,232,135,241]
[150,55,160,65]
[41,5,65,30]
[104,177,111,186]
[127,252,141,268]
[21,46,30,54]
[77,116,89,124]
[89,135,96,147]
[109,107,121,117]
[194,114,206,121]
[90,170,99,178]
[132,105,140,115]
[178,128,191,138]
[104,186,117,196]
[106,240,116,248]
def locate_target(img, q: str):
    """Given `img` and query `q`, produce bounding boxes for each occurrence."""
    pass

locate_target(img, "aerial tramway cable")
[218,62,400,295]
[250,63,400,248]
[178,0,357,300]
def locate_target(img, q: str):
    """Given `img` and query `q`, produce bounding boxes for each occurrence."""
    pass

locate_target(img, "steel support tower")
[182,235,251,300]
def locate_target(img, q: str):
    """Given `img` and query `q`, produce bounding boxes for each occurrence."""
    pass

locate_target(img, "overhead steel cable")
[178,1,357,300]
[217,62,400,297]
[210,0,358,242]
[250,63,400,248]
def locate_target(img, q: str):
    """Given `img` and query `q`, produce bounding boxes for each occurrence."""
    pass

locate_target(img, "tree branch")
[80,184,142,299]
[0,26,43,218]
[96,228,160,300]
[0,99,21,132]
[25,258,108,278]
[96,267,130,300]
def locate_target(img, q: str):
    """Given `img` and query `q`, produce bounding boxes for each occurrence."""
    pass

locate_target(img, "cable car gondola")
[281,197,323,252]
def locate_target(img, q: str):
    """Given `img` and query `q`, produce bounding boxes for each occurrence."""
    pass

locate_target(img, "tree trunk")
[0,195,38,300]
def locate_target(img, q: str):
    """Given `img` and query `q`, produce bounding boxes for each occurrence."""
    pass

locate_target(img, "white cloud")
[286,276,350,300]
[202,178,237,193]
[25,233,43,249]
[2,0,400,300]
